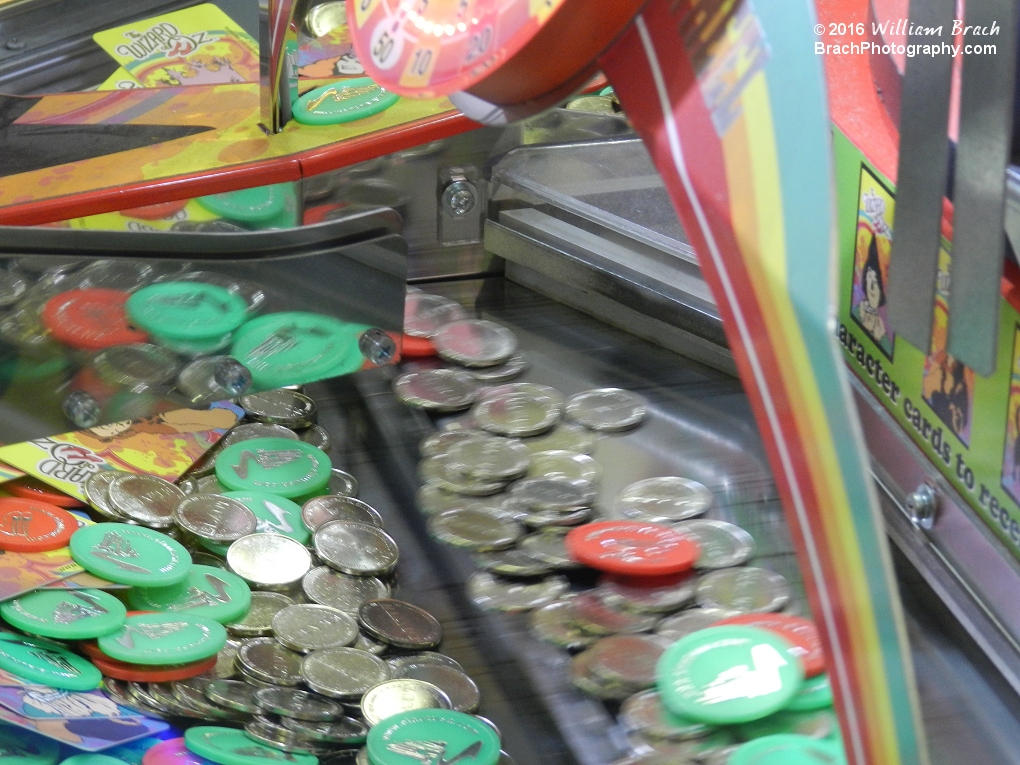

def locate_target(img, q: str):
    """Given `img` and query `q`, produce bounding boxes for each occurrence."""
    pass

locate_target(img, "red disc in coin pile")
[42,289,148,350]
[0,498,77,552]
[714,613,826,677]
[88,652,217,683]
[565,520,700,577]
[5,476,85,508]
[399,332,437,358]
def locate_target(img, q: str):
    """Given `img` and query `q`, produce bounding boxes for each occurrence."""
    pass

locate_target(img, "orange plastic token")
[87,651,217,683]
[400,333,437,358]
[43,290,148,351]
[713,613,827,678]
[0,498,77,552]
[565,520,700,577]
[5,477,85,508]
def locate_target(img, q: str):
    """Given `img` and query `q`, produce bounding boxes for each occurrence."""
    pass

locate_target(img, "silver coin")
[214,638,243,677]
[355,748,370,765]
[254,686,344,721]
[176,356,253,406]
[302,496,382,531]
[273,604,359,653]
[108,474,184,528]
[415,485,505,516]
[696,567,790,613]
[509,476,596,511]
[620,690,711,741]
[173,678,245,720]
[77,259,153,291]
[394,369,480,412]
[228,534,312,588]
[596,571,698,614]
[467,355,529,382]
[529,600,598,651]
[521,423,598,455]
[302,566,390,614]
[474,393,560,437]
[328,469,359,498]
[300,647,390,699]
[433,319,518,367]
[360,679,452,726]
[84,470,127,520]
[299,425,332,452]
[419,430,484,458]
[569,649,632,701]
[446,434,530,481]
[187,445,221,479]
[653,608,737,642]
[313,521,399,576]
[427,508,523,551]
[390,663,479,713]
[616,477,713,523]
[281,716,368,744]
[358,599,442,650]
[93,343,179,388]
[240,389,318,428]
[674,519,755,569]
[473,548,554,577]
[404,293,467,338]
[245,716,322,754]
[222,423,300,450]
[174,495,258,542]
[141,681,196,717]
[418,455,508,496]
[520,505,594,529]
[478,383,565,406]
[387,652,464,675]
[466,571,569,612]
[353,631,389,655]
[568,591,659,635]
[102,678,152,716]
[196,475,227,495]
[526,450,599,482]
[205,679,259,713]
[237,638,305,686]
[565,388,648,431]
[0,271,28,308]
[226,592,294,637]
[178,477,200,497]
[585,634,671,690]
[517,529,580,568]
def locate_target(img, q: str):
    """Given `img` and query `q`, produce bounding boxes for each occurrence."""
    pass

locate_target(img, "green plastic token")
[293,78,400,126]
[734,707,838,741]
[199,538,230,557]
[656,625,804,724]
[728,734,846,765]
[0,588,126,640]
[0,726,59,765]
[185,726,318,765]
[98,612,227,666]
[196,184,289,223]
[61,756,133,765]
[126,282,247,341]
[127,564,252,624]
[223,491,310,545]
[69,523,192,588]
[784,673,834,711]
[215,438,332,500]
[231,312,364,390]
[367,709,501,765]
[0,633,101,690]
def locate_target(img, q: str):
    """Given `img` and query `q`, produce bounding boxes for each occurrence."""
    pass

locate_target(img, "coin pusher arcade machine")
[0,0,1017,763]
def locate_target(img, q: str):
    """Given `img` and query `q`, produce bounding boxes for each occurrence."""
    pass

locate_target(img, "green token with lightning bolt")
[68,523,191,588]
[367,709,501,765]
[215,438,331,499]
[0,588,126,640]
[97,612,227,666]
[127,564,251,624]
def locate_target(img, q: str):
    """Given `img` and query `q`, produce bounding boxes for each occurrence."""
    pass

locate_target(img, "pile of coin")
[394,293,846,764]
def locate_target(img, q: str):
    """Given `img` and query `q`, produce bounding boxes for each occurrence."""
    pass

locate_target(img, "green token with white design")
[68,523,192,588]
[656,625,804,724]
[126,282,247,341]
[185,726,318,765]
[0,588,126,640]
[728,734,847,765]
[0,726,59,765]
[97,612,227,666]
[0,633,101,690]
[215,438,332,500]
[126,564,252,624]
[293,78,400,126]
[223,491,310,545]
[784,672,834,711]
[367,709,501,765]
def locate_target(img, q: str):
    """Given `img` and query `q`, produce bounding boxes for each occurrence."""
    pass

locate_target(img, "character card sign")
[850,166,896,361]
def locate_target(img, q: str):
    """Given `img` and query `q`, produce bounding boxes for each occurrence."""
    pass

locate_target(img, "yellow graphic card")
[93,4,259,88]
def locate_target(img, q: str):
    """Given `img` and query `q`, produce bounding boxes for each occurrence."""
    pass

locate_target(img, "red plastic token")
[42,289,148,351]
[0,498,77,552]
[713,613,827,677]
[88,652,217,683]
[5,477,85,508]
[400,333,437,358]
[565,520,700,577]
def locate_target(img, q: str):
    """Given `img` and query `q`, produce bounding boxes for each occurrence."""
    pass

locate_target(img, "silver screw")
[359,328,396,365]
[212,358,253,397]
[905,483,938,530]
[62,390,101,428]
[441,180,477,217]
